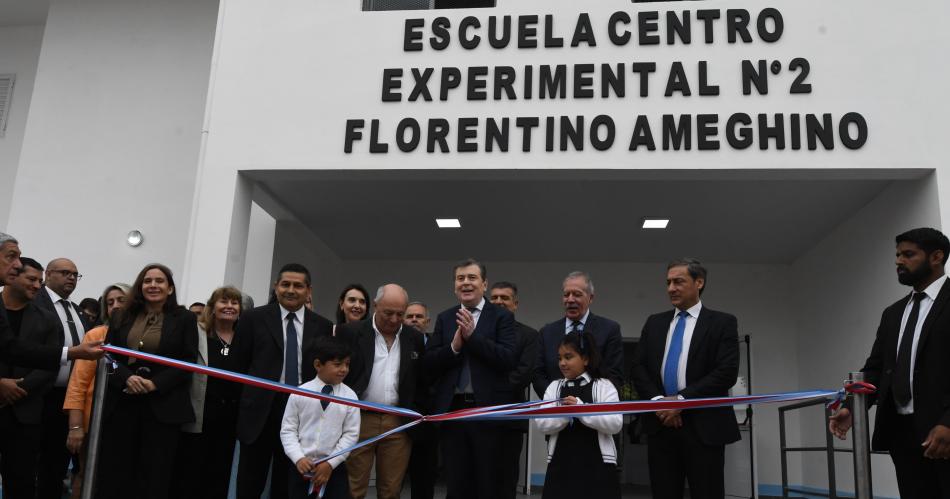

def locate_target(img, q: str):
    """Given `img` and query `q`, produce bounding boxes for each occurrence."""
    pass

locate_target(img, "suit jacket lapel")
[269,304,285,349]
[686,308,711,368]
[157,311,175,355]
[360,321,376,380]
[473,303,494,338]
[653,311,674,370]
[916,279,950,359]
[397,328,414,388]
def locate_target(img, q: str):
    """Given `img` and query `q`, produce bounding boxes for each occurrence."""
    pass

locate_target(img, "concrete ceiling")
[247,170,900,264]
[0,0,48,27]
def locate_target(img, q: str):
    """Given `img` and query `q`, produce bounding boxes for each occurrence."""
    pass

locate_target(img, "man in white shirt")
[632,258,740,499]
[339,284,426,499]
[33,257,87,499]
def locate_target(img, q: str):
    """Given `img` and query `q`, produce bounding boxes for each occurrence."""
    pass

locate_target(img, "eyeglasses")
[50,270,82,280]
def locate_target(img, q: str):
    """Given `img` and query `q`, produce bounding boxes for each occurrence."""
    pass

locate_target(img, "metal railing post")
[849,372,872,499]
[81,358,109,499]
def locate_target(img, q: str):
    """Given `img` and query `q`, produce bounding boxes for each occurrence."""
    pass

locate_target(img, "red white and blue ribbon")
[102,344,867,497]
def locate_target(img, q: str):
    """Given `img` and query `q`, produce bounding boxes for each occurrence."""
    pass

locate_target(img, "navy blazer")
[105,307,199,425]
[423,301,516,414]
[532,312,624,398]
[859,279,950,450]
[235,303,334,443]
[0,302,63,424]
[632,306,740,446]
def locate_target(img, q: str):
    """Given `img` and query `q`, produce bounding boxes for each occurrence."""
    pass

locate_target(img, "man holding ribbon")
[830,228,950,498]
[632,258,740,499]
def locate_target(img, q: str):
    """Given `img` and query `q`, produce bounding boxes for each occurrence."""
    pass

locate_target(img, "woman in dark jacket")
[96,263,198,499]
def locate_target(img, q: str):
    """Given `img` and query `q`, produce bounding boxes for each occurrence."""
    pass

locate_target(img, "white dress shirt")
[660,301,703,395]
[895,275,947,415]
[48,287,86,386]
[280,377,361,469]
[363,315,402,406]
[279,305,306,385]
[563,309,591,333]
[534,372,623,464]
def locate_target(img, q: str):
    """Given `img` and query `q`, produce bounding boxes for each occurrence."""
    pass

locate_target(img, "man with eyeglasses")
[33,258,89,499]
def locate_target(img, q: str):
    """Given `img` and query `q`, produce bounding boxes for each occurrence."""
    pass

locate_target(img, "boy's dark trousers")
[287,462,350,499]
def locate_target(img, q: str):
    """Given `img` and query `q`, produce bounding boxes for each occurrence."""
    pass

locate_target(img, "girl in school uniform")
[535,331,623,499]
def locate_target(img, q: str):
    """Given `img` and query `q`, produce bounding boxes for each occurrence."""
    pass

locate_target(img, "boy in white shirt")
[281,337,361,498]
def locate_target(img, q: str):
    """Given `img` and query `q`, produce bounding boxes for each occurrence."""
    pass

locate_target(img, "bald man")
[340,284,426,499]
[32,257,91,499]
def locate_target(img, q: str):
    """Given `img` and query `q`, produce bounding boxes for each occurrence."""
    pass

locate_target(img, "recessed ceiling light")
[642,218,669,229]
[436,218,461,229]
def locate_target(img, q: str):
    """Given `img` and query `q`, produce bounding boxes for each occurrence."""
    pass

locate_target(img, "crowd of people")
[1,227,949,499]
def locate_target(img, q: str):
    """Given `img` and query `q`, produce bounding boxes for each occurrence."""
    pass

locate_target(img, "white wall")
[790,175,941,498]
[5,0,219,300]
[0,24,44,228]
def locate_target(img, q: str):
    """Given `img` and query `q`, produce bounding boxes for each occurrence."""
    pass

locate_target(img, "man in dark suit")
[0,233,101,369]
[0,257,63,499]
[235,263,335,499]
[830,228,950,497]
[33,257,89,499]
[403,301,438,499]
[632,258,740,499]
[341,284,426,499]
[423,258,516,499]
[533,271,624,398]
[489,281,538,499]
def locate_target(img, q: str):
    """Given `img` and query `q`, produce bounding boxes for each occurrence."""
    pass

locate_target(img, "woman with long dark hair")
[334,283,370,326]
[96,264,197,499]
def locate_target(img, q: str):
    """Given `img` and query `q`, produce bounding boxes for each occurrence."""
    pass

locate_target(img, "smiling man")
[830,228,950,498]
[424,258,515,499]
[532,271,624,399]
[632,258,740,499]
[235,263,335,499]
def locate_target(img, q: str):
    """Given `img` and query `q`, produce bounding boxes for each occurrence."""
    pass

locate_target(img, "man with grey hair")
[532,271,624,398]
[340,284,426,499]
[632,258,740,499]
[0,232,101,369]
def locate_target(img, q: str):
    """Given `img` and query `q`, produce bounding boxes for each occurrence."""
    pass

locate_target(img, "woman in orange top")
[62,283,129,499]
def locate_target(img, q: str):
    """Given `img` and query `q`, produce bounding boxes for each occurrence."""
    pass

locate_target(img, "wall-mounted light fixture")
[126,230,144,247]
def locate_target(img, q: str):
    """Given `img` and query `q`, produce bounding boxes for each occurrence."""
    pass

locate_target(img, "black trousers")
[0,407,42,499]
[408,425,439,499]
[441,396,503,499]
[286,462,349,499]
[36,387,71,499]
[889,414,950,499]
[170,421,237,499]
[646,422,726,499]
[498,427,526,499]
[95,396,181,499]
[237,394,293,499]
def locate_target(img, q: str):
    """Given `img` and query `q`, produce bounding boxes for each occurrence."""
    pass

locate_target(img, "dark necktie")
[893,292,927,406]
[285,313,299,387]
[570,320,583,333]
[321,384,332,410]
[60,299,81,346]
[456,306,478,391]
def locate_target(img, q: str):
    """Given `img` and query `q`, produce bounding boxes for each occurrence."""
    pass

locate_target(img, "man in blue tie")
[632,258,740,499]
[235,263,336,499]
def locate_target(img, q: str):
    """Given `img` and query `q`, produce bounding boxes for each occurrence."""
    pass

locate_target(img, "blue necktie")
[285,313,299,387]
[456,307,478,391]
[663,311,689,396]
[321,384,332,410]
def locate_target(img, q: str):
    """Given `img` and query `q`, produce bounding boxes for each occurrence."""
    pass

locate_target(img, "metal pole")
[849,372,872,499]
[81,358,109,499]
